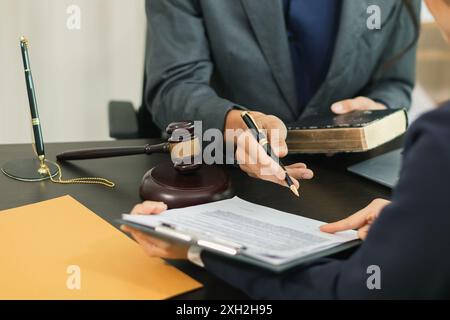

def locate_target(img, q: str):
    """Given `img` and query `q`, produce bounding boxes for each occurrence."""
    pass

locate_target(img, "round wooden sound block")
[140,162,234,209]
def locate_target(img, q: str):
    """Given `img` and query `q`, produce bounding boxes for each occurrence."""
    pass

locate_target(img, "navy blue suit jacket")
[202,103,450,299]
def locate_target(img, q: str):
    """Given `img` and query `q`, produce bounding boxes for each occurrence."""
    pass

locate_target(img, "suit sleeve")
[144,0,244,132]
[202,105,450,299]
[363,0,421,110]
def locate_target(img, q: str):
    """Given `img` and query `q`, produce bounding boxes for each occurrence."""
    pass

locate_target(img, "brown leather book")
[286,109,408,154]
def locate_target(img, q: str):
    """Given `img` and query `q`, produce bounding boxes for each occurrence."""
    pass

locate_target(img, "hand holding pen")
[235,111,314,196]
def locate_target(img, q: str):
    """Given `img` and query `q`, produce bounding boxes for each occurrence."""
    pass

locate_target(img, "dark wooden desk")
[0,138,401,299]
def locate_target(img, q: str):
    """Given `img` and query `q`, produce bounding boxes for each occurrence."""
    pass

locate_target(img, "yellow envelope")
[0,195,202,299]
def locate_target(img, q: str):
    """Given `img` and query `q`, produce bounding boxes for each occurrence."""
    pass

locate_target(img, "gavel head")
[166,121,201,173]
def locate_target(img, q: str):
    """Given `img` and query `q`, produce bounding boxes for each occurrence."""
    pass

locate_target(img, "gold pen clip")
[241,111,262,131]
[241,111,268,145]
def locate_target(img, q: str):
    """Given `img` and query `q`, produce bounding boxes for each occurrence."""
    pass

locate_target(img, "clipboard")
[117,219,361,273]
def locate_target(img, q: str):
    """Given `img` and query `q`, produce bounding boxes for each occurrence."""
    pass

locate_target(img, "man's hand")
[331,96,387,114]
[320,198,391,240]
[225,110,313,189]
[120,201,189,259]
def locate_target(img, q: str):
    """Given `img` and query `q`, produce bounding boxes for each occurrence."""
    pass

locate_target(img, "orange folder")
[0,195,202,299]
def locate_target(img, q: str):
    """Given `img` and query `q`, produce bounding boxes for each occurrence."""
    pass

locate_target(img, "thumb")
[357,225,370,240]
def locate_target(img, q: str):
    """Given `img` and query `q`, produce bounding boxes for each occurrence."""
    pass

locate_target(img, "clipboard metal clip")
[156,221,244,256]
[197,239,243,256]
[155,225,193,242]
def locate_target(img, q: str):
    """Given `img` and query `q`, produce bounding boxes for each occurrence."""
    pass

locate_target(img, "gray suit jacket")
[144,0,420,132]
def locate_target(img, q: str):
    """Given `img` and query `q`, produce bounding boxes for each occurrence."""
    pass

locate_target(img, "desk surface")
[0,138,401,299]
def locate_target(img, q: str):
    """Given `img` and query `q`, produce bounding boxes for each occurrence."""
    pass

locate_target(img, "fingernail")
[279,145,287,156]
[302,172,313,179]
[332,103,343,113]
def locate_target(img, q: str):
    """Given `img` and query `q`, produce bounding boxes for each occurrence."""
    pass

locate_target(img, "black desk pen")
[240,111,299,197]
[20,36,47,175]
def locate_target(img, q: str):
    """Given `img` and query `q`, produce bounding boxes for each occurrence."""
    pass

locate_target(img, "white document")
[123,197,358,265]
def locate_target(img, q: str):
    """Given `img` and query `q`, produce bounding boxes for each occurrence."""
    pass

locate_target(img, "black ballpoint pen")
[20,36,47,175]
[240,111,299,197]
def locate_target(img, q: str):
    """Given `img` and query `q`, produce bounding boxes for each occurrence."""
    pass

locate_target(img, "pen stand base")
[1,158,59,182]
[140,162,234,209]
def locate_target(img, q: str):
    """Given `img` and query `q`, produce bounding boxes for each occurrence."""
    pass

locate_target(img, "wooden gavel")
[56,121,201,172]
[56,120,234,208]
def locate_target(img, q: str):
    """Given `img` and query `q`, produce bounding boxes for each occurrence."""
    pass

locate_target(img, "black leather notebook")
[286,109,408,154]
[288,110,406,129]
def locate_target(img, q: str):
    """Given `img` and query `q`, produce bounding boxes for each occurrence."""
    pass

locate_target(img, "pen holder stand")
[140,162,234,209]
[1,158,59,182]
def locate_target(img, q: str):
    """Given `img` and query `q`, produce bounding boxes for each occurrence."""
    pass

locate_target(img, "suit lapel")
[323,0,369,84]
[305,0,393,117]
[301,0,368,118]
[241,0,298,116]
[241,0,394,119]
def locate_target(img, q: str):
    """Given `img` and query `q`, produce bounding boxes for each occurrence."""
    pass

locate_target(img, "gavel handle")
[56,143,169,161]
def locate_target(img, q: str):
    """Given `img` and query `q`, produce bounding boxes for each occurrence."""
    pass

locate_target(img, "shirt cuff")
[187,245,204,268]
